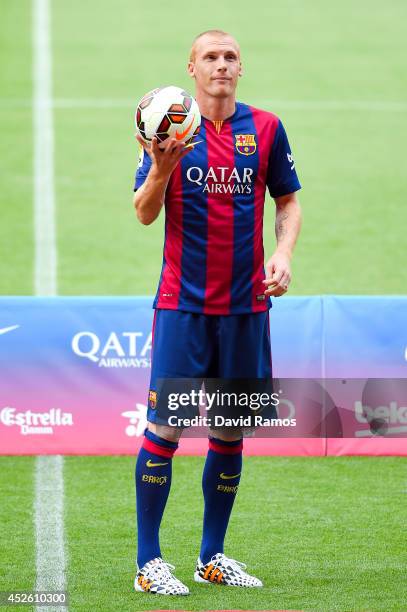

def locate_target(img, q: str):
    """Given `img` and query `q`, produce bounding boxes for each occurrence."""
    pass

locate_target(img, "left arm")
[263,191,302,297]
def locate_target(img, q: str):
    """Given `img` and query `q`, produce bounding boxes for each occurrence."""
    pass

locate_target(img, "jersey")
[134,101,301,315]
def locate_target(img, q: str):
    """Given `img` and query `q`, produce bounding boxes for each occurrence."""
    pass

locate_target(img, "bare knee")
[147,422,183,443]
[208,427,242,442]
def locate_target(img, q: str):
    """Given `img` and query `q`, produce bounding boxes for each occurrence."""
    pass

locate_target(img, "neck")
[195,94,236,121]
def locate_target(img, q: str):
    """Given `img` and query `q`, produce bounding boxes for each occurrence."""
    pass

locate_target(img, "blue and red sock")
[135,429,178,568]
[200,437,243,565]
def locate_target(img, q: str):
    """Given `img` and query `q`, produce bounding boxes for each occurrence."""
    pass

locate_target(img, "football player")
[133,29,302,595]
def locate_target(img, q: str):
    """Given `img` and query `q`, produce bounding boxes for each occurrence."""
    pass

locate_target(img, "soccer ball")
[135,86,201,146]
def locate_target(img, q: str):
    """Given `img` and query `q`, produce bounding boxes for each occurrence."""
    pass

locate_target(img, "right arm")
[133,166,168,226]
[133,136,191,225]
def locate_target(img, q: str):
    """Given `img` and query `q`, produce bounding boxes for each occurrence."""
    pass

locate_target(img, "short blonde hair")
[189,29,238,62]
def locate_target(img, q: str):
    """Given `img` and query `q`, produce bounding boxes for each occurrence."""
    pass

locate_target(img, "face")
[188,34,242,99]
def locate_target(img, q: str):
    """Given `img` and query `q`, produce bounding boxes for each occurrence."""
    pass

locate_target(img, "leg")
[135,423,181,568]
[196,312,271,586]
[135,310,216,569]
[199,436,243,564]
[195,430,262,587]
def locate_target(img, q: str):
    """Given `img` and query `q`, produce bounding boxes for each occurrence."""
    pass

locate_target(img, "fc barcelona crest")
[149,390,157,409]
[235,134,257,156]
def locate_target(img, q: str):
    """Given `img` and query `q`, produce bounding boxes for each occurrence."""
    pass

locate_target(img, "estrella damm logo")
[235,134,256,156]
[148,390,157,408]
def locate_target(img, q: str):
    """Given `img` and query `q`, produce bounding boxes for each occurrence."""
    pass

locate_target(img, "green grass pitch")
[1,456,407,611]
[1,0,407,296]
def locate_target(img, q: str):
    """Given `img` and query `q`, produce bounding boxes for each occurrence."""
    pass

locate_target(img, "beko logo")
[355,401,407,436]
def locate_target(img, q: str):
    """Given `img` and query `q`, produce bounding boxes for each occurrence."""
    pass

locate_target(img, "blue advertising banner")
[323,296,407,377]
[0,296,406,455]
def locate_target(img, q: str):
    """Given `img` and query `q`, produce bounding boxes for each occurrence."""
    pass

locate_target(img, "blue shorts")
[147,309,273,423]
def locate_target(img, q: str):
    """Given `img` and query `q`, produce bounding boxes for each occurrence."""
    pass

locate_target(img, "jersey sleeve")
[133,146,152,191]
[266,120,301,198]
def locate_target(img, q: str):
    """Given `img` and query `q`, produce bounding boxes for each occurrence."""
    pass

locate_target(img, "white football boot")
[194,552,263,587]
[135,557,189,595]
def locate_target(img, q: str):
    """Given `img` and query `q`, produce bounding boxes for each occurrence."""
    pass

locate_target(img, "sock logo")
[219,472,241,480]
[217,484,239,493]
[146,459,168,468]
[142,474,168,485]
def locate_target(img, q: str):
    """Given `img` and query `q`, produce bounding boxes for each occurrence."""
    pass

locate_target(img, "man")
[133,29,302,595]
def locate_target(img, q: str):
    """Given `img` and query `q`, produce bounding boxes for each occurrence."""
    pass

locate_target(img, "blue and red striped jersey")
[134,102,301,315]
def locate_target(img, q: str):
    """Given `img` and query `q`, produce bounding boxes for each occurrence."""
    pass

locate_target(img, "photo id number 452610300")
[0,591,68,606]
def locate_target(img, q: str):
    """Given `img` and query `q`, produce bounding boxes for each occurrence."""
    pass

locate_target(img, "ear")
[238,61,243,77]
[187,61,195,79]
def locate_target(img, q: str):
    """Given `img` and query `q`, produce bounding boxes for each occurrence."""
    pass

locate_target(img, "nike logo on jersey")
[175,118,194,141]
[219,472,241,480]
[0,325,20,336]
[146,459,169,468]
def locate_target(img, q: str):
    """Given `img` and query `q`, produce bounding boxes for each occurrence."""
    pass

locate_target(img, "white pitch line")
[52,98,407,112]
[252,99,407,112]
[33,0,57,296]
[33,1,66,610]
[1,97,407,112]
[35,456,68,612]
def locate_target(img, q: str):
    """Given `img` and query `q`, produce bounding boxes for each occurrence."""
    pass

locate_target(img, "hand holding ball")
[135,86,201,148]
